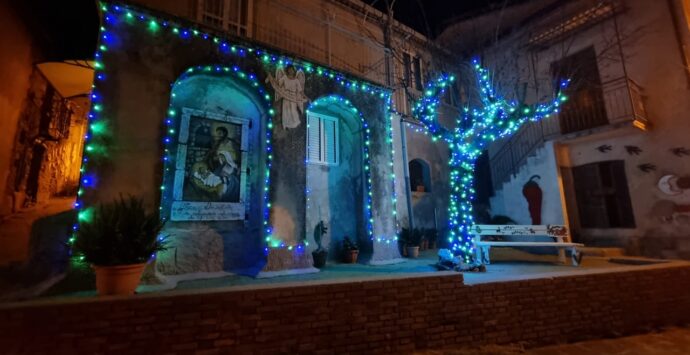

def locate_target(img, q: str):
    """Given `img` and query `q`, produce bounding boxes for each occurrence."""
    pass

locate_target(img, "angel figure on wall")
[266,64,309,129]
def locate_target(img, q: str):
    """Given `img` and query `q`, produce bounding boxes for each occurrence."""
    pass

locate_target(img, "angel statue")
[266,65,309,129]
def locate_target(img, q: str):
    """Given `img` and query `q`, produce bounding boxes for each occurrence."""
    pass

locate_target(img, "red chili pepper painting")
[522,175,542,225]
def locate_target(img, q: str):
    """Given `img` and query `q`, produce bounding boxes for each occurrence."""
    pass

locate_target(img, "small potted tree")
[406,229,422,258]
[312,221,328,268]
[73,196,167,296]
[426,228,438,250]
[342,236,359,263]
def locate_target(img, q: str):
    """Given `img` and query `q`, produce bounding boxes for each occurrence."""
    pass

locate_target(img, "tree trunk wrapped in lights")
[413,59,569,264]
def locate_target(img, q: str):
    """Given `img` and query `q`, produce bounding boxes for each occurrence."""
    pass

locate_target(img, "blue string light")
[412,58,569,263]
[71,2,398,259]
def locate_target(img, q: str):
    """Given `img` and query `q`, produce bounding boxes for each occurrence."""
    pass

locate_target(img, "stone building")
[1,0,465,283]
[438,0,690,259]
[0,1,94,267]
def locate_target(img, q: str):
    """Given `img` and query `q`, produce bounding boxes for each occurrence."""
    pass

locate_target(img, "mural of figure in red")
[522,175,543,224]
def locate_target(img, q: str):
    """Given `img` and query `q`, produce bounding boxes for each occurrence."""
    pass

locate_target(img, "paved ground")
[418,326,690,354]
[0,197,74,266]
[30,247,676,300]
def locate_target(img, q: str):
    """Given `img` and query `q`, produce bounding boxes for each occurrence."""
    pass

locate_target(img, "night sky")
[369,0,531,38]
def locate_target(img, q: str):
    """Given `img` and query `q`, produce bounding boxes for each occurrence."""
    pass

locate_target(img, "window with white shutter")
[306,113,339,166]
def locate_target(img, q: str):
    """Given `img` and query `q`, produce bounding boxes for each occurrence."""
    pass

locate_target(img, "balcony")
[489,76,649,191]
[560,77,649,135]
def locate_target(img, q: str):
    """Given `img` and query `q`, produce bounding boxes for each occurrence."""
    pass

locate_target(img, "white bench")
[471,224,584,266]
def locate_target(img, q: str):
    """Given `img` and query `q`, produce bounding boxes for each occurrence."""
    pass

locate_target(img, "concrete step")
[578,247,626,257]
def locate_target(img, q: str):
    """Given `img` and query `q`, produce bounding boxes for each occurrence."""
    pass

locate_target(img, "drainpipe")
[666,0,690,88]
[400,118,415,230]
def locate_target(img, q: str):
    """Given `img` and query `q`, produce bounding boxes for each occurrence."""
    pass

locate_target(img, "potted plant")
[343,236,359,263]
[73,196,167,296]
[406,229,422,258]
[312,221,328,268]
[420,229,428,251]
[426,228,438,250]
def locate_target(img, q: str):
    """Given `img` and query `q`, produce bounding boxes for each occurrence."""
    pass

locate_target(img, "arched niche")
[157,67,269,275]
[305,96,371,261]
[409,158,432,193]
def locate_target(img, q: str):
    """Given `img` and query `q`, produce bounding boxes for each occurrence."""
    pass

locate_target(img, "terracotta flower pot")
[421,239,428,251]
[93,263,147,296]
[344,250,359,263]
[406,246,420,258]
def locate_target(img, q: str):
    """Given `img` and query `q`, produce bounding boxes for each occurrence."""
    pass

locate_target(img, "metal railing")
[489,76,648,191]
[35,85,72,140]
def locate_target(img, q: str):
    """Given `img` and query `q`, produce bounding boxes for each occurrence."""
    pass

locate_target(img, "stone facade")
[80,3,403,277]
[439,0,690,259]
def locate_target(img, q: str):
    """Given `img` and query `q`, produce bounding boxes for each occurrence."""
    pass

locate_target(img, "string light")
[412,58,569,263]
[71,2,398,259]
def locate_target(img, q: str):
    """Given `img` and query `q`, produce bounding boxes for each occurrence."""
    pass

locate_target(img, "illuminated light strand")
[305,96,388,244]
[413,58,569,263]
[72,2,397,257]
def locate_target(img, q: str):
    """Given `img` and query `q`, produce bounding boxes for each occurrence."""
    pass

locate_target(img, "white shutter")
[307,114,321,163]
[306,113,338,165]
[323,119,337,164]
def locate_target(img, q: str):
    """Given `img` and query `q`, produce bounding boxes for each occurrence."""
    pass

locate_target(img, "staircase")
[489,118,561,192]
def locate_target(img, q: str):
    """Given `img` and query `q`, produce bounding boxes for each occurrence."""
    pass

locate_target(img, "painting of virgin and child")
[182,116,242,203]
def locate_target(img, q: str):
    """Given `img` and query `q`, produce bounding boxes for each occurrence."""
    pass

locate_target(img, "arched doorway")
[305,96,369,262]
[156,66,269,275]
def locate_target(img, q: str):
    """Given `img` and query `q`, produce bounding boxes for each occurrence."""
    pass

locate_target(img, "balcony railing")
[489,76,648,191]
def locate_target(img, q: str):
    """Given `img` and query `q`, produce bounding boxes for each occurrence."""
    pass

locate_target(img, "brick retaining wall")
[1,265,690,354]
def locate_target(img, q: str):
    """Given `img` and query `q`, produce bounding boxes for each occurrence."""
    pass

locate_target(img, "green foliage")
[410,228,423,247]
[343,236,358,251]
[313,221,328,252]
[424,228,438,244]
[73,196,168,266]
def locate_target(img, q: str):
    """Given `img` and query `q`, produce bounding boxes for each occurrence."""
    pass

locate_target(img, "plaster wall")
[82,6,399,275]
[490,142,565,226]
[467,0,690,258]
[134,0,450,121]
[0,3,34,215]
[305,104,366,261]
[391,114,451,240]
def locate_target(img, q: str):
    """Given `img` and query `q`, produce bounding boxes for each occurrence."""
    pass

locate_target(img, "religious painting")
[265,65,309,130]
[170,108,248,221]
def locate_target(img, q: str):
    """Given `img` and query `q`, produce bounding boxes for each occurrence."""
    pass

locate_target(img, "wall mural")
[596,144,612,153]
[266,65,309,130]
[671,147,690,157]
[638,163,656,173]
[522,175,543,225]
[171,108,248,221]
[654,174,690,223]
[625,145,642,155]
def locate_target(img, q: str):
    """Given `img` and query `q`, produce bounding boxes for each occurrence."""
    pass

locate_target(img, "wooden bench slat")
[471,224,581,266]
[471,224,569,237]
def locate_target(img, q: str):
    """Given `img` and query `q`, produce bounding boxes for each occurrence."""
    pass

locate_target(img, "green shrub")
[73,196,168,266]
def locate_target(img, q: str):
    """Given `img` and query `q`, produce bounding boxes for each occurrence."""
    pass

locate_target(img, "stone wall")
[2,264,690,354]
[0,2,35,216]
[82,4,399,275]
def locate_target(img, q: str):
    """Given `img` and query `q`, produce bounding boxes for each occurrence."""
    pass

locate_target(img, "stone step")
[578,247,626,257]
